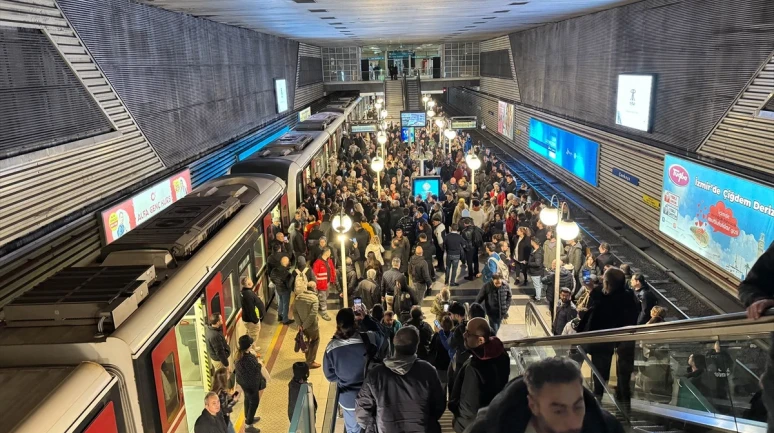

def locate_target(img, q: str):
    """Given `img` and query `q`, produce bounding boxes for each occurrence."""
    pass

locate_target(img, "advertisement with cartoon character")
[100,169,192,244]
[659,155,774,280]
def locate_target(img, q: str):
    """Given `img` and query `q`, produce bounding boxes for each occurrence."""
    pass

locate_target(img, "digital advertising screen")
[451,117,477,130]
[497,101,514,139]
[351,124,377,133]
[400,111,427,128]
[659,154,774,280]
[528,118,599,187]
[412,176,442,200]
[100,169,192,245]
[616,74,654,132]
[275,78,289,113]
[401,127,415,143]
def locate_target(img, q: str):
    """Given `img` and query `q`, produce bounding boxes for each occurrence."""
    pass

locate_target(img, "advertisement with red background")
[100,169,191,245]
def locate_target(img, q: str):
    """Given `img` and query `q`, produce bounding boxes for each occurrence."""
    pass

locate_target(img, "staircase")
[385,79,404,119]
[406,76,422,111]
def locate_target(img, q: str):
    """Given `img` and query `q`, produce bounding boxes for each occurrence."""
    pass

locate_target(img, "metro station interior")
[1,1,774,433]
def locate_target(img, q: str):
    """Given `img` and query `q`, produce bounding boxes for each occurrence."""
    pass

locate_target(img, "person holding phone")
[430,287,452,323]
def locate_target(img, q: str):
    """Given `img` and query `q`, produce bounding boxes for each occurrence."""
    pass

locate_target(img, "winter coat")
[354,278,380,311]
[381,268,408,297]
[635,287,659,325]
[444,232,466,256]
[365,243,385,266]
[448,337,511,433]
[205,325,230,367]
[543,239,558,270]
[475,281,512,319]
[417,240,436,269]
[513,235,531,262]
[527,247,544,277]
[578,287,639,334]
[270,264,292,294]
[241,288,265,324]
[408,255,432,286]
[405,318,435,360]
[482,253,500,284]
[430,293,452,321]
[566,243,584,275]
[553,301,578,335]
[293,290,319,331]
[194,409,228,433]
[355,355,446,433]
[465,377,626,433]
[313,258,337,291]
[235,352,266,391]
[324,332,378,409]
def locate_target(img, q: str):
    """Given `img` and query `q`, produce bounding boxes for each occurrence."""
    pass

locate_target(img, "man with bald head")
[408,245,432,299]
[356,326,446,433]
[448,318,510,433]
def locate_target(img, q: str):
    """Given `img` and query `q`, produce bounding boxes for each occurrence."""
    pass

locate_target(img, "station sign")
[450,117,477,130]
[612,167,639,186]
[351,124,377,133]
[100,169,192,245]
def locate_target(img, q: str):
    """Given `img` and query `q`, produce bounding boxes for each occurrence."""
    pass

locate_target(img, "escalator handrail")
[576,345,632,424]
[525,301,553,337]
[506,310,774,348]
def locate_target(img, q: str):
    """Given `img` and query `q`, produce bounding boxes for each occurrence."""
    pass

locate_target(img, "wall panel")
[295,43,324,109]
[58,0,300,166]
[480,36,520,103]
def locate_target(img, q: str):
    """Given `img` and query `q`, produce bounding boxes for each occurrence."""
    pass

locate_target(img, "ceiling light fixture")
[309,9,327,12]
[328,22,343,25]
[494,10,509,13]
[291,0,316,3]
[483,17,496,19]
[509,1,529,4]
[320,16,335,19]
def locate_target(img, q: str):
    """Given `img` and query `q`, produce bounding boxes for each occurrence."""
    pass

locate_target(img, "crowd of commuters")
[196,97,774,433]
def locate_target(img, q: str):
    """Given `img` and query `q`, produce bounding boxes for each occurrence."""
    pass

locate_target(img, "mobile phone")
[353,297,362,307]
[443,304,449,312]
[434,320,441,328]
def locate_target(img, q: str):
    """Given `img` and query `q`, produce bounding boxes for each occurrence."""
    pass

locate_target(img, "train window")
[253,235,265,274]
[239,254,254,289]
[209,293,221,320]
[222,272,236,321]
[296,172,304,209]
[160,354,181,423]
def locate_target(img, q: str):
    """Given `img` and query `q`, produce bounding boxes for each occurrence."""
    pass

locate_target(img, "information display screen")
[275,78,288,113]
[100,169,192,244]
[412,176,442,200]
[351,124,377,133]
[528,118,599,187]
[401,111,427,128]
[451,117,477,130]
[659,155,774,280]
[616,74,654,132]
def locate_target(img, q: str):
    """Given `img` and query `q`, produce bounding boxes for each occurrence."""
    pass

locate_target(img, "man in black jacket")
[444,225,466,286]
[595,242,619,272]
[417,233,437,280]
[466,357,625,433]
[405,306,434,361]
[241,277,264,353]
[271,255,293,325]
[448,318,510,433]
[461,218,484,280]
[738,243,774,431]
[356,326,446,433]
[475,274,512,335]
[194,392,229,433]
[631,273,658,325]
[382,257,409,312]
[553,288,578,335]
[205,314,230,370]
[408,246,432,299]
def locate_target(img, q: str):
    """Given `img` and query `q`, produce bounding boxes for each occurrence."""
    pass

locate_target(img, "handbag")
[294,329,309,353]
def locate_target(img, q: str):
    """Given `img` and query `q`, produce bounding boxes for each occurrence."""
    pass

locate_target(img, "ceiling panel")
[137,0,642,45]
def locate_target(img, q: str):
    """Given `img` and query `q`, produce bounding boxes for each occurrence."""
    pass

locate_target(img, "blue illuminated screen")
[401,111,427,128]
[412,176,441,200]
[528,118,599,187]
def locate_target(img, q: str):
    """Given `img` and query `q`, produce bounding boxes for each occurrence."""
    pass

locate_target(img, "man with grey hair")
[354,268,380,310]
[382,257,408,312]
[356,326,446,433]
[466,357,624,433]
[194,391,228,433]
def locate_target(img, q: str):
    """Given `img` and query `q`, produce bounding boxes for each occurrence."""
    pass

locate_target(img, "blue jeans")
[278,290,290,321]
[446,255,460,285]
[227,421,236,433]
[489,317,502,335]
[342,405,361,433]
[531,276,543,300]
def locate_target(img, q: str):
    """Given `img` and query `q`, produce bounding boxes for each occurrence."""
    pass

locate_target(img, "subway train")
[0,174,287,433]
[230,96,364,225]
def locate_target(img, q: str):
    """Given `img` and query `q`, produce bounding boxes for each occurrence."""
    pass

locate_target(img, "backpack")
[491,256,510,283]
[471,226,484,248]
[397,289,414,322]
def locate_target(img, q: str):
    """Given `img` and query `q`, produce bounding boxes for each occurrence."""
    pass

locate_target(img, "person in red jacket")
[313,247,336,321]
[304,215,320,242]
[490,183,506,207]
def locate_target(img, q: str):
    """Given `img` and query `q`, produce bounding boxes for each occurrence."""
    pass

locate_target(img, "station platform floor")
[229,261,540,433]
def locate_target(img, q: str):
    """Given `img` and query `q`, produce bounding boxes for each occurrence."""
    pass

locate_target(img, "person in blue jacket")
[323,308,381,433]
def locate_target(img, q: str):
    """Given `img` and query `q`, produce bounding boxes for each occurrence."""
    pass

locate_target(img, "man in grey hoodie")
[356,326,446,433]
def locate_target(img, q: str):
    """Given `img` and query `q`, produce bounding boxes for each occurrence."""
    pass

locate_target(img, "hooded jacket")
[356,354,446,433]
[405,317,435,360]
[475,281,512,320]
[543,239,558,270]
[293,290,319,331]
[448,337,510,432]
[466,377,626,433]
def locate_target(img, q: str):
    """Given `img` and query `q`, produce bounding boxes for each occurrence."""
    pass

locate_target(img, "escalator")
[291,308,772,433]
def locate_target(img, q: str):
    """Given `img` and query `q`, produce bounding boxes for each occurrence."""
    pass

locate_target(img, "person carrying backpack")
[482,242,508,284]
[393,278,419,324]
[475,273,512,335]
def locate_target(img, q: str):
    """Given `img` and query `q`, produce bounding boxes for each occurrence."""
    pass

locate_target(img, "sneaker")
[308,362,321,369]
[450,283,460,287]
[247,417,261,425]
[282,319,294,325]
[321,313,332,321]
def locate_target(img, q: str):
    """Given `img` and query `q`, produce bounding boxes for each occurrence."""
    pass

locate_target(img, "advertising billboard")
[298,107,311,122]
[412,176,442,200]
[100,169,192,245]
[400,111,427,128]
[528,118,599,187]
[659,155,774,280]
[497,100,514,139]
[615,74,654,132]
[275,78,288,113]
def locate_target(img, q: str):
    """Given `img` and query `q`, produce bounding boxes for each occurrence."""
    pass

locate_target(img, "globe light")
[444,129,457,140]
[428,100,436,108]
[333,214,352,233]
[465,153,481,171]
[422,95,429,103]
[380,109,388,119]
[377,132,387,145]
[427,110,436,118]
[377,98,384,104]
[557,219,580,241]
[539,206,559,227]
[435,118,445,129]
[375,102,382,110]
[370,156,384,173]
[381,121,387,130]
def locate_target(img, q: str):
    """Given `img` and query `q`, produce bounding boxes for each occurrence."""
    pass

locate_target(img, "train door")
[280,194,290,228]
[151,328,186,433]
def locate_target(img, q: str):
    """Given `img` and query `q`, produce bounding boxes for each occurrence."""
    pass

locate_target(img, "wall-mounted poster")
[659,155,774,280]
[275,78,288,113]
[615,74,655,132]
[497,100,513,139]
